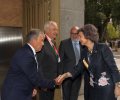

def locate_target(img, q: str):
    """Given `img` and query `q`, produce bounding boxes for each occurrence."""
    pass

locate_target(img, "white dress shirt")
[27,43,38,70]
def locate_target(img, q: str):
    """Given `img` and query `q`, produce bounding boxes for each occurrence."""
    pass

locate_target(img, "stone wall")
[60,0,84,40]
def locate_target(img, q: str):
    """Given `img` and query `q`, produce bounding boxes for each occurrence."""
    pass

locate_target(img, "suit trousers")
[62,76,82,100]
[39,89,55,100]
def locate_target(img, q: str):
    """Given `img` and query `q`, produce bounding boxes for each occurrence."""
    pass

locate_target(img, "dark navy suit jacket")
[71,43,120,82]
[1,44,55,100]
[70,43,120,100]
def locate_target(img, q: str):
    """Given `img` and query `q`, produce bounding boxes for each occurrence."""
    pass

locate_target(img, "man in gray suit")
[59,26,82,100]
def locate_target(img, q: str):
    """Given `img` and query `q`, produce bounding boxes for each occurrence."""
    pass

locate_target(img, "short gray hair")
[44,21,58,33]
[26,29,44,42]
[78,24,99,43]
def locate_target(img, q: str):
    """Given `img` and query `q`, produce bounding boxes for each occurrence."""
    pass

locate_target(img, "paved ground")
[78,95,84,100]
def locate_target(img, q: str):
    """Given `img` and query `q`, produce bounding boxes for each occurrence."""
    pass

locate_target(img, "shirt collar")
[72,40,79,44]
[27,43,36,55]
[45,35,53,46]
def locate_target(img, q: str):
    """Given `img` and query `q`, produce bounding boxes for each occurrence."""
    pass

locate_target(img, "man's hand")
[32,89,37,97]
[55,72,72,85]
[54,75,62,85]
[57,73,67,84]
[115,84,120,97]
[54,72,72,85]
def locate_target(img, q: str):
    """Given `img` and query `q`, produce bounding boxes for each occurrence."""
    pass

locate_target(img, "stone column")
[60,0,84,40]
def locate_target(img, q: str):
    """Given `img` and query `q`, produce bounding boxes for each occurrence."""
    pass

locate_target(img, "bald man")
[59,26,82,100]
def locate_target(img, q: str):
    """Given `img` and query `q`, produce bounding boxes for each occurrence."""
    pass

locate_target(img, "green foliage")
[85,0,120,41]
[106,23,120,40]
[107,23,116,39]
[111,1,120,25]
[96,12,107,21]
[116,25,120,38]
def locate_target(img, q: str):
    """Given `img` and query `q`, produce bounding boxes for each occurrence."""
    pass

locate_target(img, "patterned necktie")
[51,40,59,56]
[51,40,60,62]
[74,42,80,65]
[34,54,38,71]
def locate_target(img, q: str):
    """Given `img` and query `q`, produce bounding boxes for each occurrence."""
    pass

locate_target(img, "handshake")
[55,72,72,85]
[32,72,72,97]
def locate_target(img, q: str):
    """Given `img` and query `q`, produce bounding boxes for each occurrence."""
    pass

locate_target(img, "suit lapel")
[68,39,76,60]
[24,44,38,69]
[44,38,58,59]
[24,44,34,57]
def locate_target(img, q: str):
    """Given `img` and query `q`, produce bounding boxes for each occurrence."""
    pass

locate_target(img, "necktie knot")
[74,41,79,45]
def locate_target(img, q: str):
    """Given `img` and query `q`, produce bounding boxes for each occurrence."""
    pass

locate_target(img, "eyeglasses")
[71,32,78,35]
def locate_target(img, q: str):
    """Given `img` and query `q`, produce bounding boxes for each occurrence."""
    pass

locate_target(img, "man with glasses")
[59,26,82,100]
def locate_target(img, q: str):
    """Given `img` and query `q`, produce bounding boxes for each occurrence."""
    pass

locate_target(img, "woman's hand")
[114,83,120,97]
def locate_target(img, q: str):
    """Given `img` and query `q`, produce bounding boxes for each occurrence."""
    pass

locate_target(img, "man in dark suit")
[59,26,82,100]
[37,21,60,100]
[1,29,59,100]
